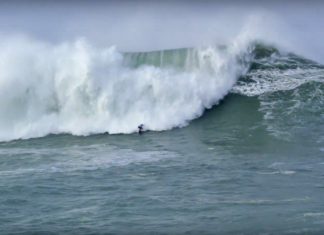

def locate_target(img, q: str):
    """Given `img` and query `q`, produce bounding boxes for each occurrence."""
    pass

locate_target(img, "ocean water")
[0,36,324,234]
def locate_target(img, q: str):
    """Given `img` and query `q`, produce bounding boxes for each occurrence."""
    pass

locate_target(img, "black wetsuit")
[138,125,144,134]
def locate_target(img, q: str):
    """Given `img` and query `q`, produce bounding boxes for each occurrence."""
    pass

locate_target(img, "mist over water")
[0,1,324,59]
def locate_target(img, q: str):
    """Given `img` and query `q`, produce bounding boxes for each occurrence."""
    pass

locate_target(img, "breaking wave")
[0,35,323,142]
[0,35,252,141]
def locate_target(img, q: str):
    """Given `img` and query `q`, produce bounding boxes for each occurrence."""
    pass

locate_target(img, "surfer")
[138,124,144,134]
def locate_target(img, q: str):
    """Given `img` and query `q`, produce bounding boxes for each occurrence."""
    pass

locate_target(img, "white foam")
[0,145,177,176]
[0,35,251,141]
[304,212,324,218]
[232,68,324,97]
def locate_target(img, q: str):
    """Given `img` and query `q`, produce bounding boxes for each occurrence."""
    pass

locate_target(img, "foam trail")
[0,35,251,141]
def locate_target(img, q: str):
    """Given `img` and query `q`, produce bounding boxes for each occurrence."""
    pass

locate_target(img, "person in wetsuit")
[138,124,144,134]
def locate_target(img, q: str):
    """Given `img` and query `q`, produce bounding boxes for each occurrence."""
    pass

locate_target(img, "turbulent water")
[0,36,252,141]
[0,34,324,234]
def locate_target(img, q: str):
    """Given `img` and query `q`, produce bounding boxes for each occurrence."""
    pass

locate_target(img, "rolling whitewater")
[0,3,324,234]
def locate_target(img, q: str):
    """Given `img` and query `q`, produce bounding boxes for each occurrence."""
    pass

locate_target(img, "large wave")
[0,31,323,142]
[0,35,253,141]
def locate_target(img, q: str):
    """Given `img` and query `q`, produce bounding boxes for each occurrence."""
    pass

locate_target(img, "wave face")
[0,36,252,141]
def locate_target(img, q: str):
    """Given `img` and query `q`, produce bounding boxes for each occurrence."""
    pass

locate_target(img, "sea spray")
[0,36,251,141]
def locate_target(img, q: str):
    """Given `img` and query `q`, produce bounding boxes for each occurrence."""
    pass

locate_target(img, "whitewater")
[0,35,323,142]
[0,34,253,141]
[0,4,323,142]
